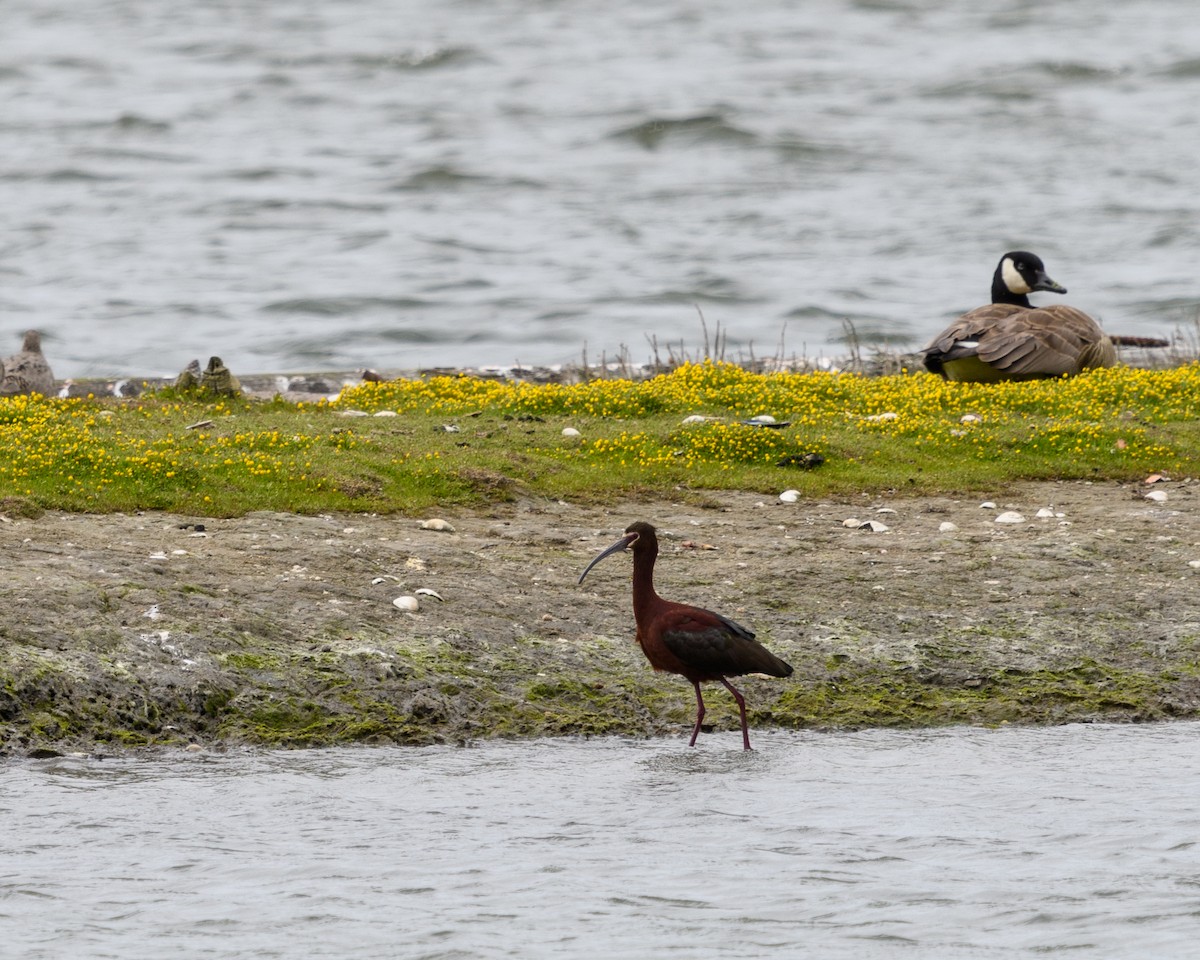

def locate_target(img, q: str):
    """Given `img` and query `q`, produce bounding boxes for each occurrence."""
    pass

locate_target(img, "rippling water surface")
[3,0,1199,378]
[4,723,1199,958]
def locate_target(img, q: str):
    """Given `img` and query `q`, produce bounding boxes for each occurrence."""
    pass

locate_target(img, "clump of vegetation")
[1,362,1196,516]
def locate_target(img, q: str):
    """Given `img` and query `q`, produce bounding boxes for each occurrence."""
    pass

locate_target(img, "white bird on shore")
[0,330,56,397]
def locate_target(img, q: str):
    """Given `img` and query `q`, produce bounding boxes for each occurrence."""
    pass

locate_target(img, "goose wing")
[923,304,1115,378]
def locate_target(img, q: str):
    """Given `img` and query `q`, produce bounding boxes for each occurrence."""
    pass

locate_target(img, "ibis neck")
[630,550,661,625]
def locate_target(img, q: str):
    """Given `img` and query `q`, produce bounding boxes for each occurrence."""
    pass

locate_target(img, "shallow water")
[3,0,1199,378]
[4,723,1199,958]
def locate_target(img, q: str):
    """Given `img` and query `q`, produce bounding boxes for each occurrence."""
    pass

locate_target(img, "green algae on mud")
[1,632,1189,752]
[2,482,1200,754]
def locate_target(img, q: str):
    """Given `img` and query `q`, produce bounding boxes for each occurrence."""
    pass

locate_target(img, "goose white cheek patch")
[1001,257,1030,294]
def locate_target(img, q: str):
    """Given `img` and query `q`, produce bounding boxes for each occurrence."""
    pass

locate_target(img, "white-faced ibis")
[578,521,792,750]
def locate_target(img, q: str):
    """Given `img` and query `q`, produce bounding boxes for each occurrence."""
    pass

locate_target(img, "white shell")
[865,411,898,421]
[746,414,776,423]
[562,427,581,437]
[994,511,1026,524]
[938,521,958,533]
[960,413,982,423]
[681,414,712,424]
[338,409,370,417]
[842,517,863,528]
[1144,490,1168,502]
[1035,507,1056,518]
[864,520,889,532]
[419,519,456,532]
[980,501,997,509]
[392,596,420,612]
[779,489,801,503]
[1189,560,1200,570]
[373,410,398,417]
[414,588,445,602]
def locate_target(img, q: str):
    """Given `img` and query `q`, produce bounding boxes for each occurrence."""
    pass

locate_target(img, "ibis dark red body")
[579,521,792,750]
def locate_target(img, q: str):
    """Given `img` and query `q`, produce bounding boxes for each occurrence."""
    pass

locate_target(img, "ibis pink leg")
[720,678,753,751]
[688,682,707,747]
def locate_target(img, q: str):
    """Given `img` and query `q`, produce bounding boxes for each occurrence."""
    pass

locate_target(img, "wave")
[262,297,433,316]
[608,113,758,150]
[390,165,545,192]
[1157,57,1200,79]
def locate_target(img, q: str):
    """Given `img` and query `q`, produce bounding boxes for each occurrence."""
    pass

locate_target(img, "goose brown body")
[922,252,1116,382]
[579,521,792,750]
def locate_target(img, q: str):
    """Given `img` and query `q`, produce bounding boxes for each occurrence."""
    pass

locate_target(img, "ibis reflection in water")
[578,521,792,750]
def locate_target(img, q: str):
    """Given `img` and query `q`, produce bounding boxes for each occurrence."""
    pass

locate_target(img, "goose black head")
[991,251,1068,307]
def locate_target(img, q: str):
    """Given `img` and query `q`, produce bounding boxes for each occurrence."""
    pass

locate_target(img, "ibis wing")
[659,607,792,679]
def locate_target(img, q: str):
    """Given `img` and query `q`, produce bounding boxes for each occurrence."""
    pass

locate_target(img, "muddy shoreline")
[3,477,1198,757]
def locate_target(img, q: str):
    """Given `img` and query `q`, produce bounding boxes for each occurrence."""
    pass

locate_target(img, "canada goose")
[921,252,1117,382]
[0,330,56,396]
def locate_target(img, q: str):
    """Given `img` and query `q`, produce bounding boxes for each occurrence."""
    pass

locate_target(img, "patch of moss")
[771,660,1169,729]
[218,652,284,671]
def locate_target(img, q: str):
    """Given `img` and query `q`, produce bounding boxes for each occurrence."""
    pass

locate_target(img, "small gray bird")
[0,330,56,397]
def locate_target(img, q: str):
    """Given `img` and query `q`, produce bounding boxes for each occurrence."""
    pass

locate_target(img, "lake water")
[3,0,1200,379]
[4,722,1199,958]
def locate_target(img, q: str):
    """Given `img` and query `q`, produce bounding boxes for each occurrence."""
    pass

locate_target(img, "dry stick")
[841,318,862,373]
[695,304,711,360]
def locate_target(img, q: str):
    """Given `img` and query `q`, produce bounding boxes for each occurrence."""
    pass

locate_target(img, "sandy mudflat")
[3,477,1199,755]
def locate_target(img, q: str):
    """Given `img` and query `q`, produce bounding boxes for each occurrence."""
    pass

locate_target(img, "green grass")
[0,362,1196,516]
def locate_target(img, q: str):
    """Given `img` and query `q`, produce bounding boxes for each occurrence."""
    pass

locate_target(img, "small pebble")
[779,489,800,503]
[562,427,581,437]
[994,511,1026,524]
[1145,490,1168,503]
[419,519,455,532]
[865,411,898,421]
[939,521,958,533]
[681,414,713,424]
[373,410,398,417]
[1035,508,1056,519]
[960,413,982,423]
[1188,559,1200,570]
[747,414,776,424]
[393,596,420,612]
